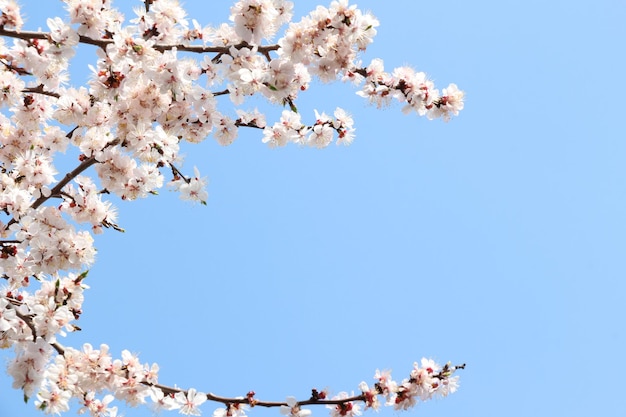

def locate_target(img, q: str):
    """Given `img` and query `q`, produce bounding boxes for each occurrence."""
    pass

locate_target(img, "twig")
[23,85,60,98]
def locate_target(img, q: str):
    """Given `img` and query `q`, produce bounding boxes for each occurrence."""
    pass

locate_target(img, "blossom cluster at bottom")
[13,337,462,417]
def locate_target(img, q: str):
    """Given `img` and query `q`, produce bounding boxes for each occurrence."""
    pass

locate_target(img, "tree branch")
[5,134,103,229]
[23,85,60,98]
[3,297,464,412]
[0,28,279,54]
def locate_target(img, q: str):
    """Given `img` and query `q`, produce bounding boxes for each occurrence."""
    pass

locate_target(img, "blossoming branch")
[0,0,464,415]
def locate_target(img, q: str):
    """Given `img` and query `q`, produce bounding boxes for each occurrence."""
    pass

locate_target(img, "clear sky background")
[1,1,625,417]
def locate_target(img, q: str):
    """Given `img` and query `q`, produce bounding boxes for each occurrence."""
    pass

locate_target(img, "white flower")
[213,402,248,417]
[35,386,72,415]
[47,17,79,48]
[172,167,209,205]
[358,382,380,411]
[326,392,361,417]
[175,388,207,416]
[333,107,355,145]
[308,117,334,148]
[214,116,238,146]
[280,396,311,417]
[0,0,23,29]
[150,386,178,411]
[0,297,17,332]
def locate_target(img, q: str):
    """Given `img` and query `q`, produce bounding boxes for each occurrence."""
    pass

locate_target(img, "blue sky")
[1,1,625,417]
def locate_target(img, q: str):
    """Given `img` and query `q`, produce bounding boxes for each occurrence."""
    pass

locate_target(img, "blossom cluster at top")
[0,0,464,415]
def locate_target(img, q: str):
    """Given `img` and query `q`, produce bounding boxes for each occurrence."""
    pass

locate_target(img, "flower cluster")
[0,0,464,415]
[355,59,464,121]
[262,107,354,148]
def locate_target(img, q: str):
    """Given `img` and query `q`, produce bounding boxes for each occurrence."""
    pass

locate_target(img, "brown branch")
[23,85,60,98]
[31,157,98,211]
[154,42,279,54]
[3,295,66,355]
[5,298,37,340]
[0,28,111,50]
[5,142,101,229]
[0,28,48,42]
[0,58,31,75]
[0,28,279,54]
[168,162,190,184]
[144,363,465,408]
[234,120,264,130]
[143,381,368,407]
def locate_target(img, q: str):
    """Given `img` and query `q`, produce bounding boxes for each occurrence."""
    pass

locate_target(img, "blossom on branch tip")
[168,166,209,205]
[333,107,355,146]
[430,83,465,122]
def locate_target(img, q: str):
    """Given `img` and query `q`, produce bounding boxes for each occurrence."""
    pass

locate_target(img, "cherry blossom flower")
[280,396,311,417]
[169,167,209,204]
[357,382,380,411]
[213,402,249,417]
[35,385,72,415]
[0,0,23,29]
[326,392,361,417]
[0,297,17,331]
[149,386,178,412]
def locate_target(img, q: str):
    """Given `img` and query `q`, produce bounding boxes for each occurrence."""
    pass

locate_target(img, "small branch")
[23,85,60,98]
[0,58,31,75]
[5,298,38,341]
[0,28,109,50]
[153,43,279,55]
[31,157,98,211]
[142,381,368,407]
[51,341,65,355]
[4,135,105,229]
[3,295,66,355]
[169,162,190,184]
[234,120,264,130]
[0,28,279,55]
[143,363,465,408]
[352,68,368,78]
